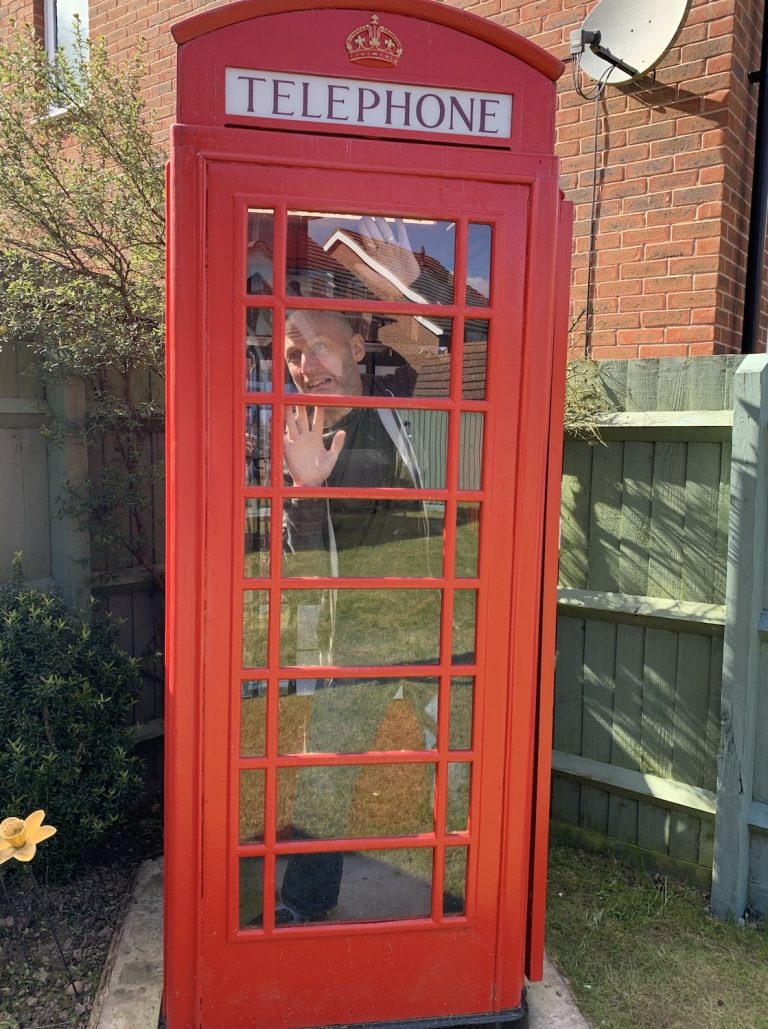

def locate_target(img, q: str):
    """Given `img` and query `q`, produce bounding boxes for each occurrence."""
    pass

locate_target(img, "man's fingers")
[295,404,310,433]
[310,405,325,434]
[360,215,380,243]
[284,407,299,441]
[394,217,412,250]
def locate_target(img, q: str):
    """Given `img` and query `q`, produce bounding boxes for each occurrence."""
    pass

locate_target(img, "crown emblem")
[346,14,403,68]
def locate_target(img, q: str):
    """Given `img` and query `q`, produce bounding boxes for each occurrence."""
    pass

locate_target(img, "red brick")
[643,275,695,294]
[598,280,643,298]
[591,345,641,360]
[646,242,695,260]
[708,15,735,38]
[622,228,669,247]
[618,329,665,345]
[691,308,717,325]
[641,310,690,328]
[671,221,721,240]
[669,256,719,275]
[619,294,665,313]
[669,290,718,309]
[647,206,697,227]
[665,326,710,344]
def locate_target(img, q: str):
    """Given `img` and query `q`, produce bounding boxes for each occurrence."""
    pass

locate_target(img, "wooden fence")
[0,343,164,790]
[554,354,768,916]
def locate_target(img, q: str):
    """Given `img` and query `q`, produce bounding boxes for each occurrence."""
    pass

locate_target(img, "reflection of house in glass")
[245,213,489,398]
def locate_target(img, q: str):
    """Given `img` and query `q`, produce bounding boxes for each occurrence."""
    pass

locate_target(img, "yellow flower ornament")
[0,810,57,864]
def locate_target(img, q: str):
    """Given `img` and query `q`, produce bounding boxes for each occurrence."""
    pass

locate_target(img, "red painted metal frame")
[166,4,569,1027]
[171,0,563,82]
[171,3,560,158]
[524,197,574,982]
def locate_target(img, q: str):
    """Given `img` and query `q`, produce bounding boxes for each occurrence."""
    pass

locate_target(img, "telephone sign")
[225,68,513,138]
[166,3,571,1027]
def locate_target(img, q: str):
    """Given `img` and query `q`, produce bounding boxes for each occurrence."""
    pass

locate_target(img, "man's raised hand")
[284,405,346,487]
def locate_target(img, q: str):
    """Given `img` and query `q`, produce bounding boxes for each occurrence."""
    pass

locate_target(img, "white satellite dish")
[572,0,691,85]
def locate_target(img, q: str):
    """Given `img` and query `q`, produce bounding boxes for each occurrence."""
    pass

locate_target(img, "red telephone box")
[166,2,571,1027]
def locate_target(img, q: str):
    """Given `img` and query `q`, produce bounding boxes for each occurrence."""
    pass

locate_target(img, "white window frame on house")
[44,0,90,65]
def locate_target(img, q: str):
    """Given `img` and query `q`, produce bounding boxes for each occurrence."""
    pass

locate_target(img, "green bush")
[0,563,143,876]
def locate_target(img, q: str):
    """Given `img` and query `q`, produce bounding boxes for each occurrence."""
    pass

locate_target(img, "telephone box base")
[332,998,529,1029]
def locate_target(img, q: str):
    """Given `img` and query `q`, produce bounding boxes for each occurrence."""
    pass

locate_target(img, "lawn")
[546,844,768,1029]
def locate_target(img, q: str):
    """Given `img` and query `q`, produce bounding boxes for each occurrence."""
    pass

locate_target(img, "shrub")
[0,562,143,877]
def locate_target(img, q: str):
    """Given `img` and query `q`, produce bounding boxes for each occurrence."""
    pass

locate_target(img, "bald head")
[284,310,365,424]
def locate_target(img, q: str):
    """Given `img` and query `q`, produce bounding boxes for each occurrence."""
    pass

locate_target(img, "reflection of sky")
[467,224,491,302]
[467,276,490,297]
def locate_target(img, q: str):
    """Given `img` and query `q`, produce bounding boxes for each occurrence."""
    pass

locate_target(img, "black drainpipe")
[742,6,768,354]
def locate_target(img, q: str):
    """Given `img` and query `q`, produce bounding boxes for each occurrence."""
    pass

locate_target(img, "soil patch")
[0,808,162,1029]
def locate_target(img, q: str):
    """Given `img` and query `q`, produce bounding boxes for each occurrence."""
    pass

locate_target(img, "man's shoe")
[275,902,329,924]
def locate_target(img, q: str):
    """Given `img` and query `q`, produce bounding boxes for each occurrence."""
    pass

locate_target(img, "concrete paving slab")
[527,957,590,1028]
[90,857,164,1029]
[94,857,590,1028]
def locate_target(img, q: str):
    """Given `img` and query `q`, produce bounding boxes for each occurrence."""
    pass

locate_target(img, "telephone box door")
[173,150,559,1028]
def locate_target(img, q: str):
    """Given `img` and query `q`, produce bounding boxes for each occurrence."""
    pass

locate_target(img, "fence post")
[46,379,92,612]
[711,354,768,918]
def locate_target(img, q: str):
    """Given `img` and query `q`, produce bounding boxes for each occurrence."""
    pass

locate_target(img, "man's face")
[284,313,365,423]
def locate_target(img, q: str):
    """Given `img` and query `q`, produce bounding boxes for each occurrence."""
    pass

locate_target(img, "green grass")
[546,844,768,1029]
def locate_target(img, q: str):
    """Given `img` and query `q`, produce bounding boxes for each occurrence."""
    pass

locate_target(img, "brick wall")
[3,0,766,357]
[449,0,766,357]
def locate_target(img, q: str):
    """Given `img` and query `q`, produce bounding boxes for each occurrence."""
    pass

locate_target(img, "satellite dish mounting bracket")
[572,28,639,79]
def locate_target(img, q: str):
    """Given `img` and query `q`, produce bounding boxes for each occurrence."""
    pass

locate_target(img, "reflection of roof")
[248,221,489,308]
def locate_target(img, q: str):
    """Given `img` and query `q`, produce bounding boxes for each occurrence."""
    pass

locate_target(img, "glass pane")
[241,679,267,757]
[55,0,90,67]
[278,677,439,754]
[455,502,480,578]
[276,848,432,925]
[276,763,435,840]
[280,589,442,667]
[463,319,488,400]
[447,762,470,833]
[245,309,273,392]
[458,413,483,490]
[245,405,271,486]
[242,590,269,668]
[284,401,447,494]
[443,847,468,916]
[247,210,274,294]
[466,224,492,306]
[284,309,455,398]
[239,857,264,929]
[240,770,265,842]
[287,213,455,304]
[244,500,270,578]
[449,677,474,751]
[452,590,477,665]
[283,500,443,578]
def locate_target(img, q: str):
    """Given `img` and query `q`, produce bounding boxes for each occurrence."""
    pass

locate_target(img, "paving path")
[91,858,589,1028]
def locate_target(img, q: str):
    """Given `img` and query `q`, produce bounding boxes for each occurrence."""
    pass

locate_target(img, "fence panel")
[553,356,746,893]
[0,343,163,788]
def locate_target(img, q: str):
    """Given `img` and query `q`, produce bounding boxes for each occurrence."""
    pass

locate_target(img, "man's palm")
[284,406,346,487]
